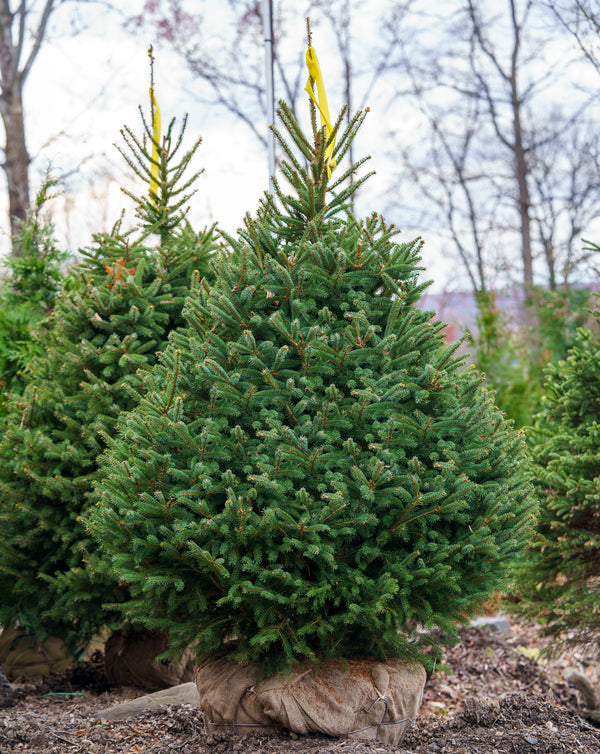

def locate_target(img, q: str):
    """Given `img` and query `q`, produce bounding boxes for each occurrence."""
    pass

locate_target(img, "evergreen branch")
[277,101,313,160]
[167,114,190,162]
[333,109,369,166]
[119,122,154,178]
[271,125,309,175]
[327,156,372,193]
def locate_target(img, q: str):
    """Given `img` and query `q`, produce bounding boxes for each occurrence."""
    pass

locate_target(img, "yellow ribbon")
[305,45,336,177]
[149,86,161,202]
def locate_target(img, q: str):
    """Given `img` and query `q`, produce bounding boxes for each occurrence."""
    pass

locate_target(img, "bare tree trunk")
[508,0,533,287]
[0,0,55,255]
[511,73,533,287]
[0,82,30,247]
[466,0,537,288]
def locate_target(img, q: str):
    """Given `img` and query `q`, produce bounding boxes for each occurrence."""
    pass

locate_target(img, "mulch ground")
[2,617,600,753]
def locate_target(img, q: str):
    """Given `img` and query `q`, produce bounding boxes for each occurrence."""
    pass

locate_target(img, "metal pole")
[262,0,275,190]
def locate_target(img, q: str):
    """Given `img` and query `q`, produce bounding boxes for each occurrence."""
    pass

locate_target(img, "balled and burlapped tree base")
[195,653,426,746]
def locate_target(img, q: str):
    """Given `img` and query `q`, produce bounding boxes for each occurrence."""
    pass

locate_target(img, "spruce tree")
[515,313,600,644]
[0,99,217,652]
[89,99,534,674]
[0,179,69,407]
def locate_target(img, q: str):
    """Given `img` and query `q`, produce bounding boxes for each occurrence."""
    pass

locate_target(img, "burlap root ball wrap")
[195,655,427,746]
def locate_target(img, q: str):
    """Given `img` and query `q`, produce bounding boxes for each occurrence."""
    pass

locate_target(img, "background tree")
[0,100,217,651]
[0,1,128,254]
[515,303,600,645]
[130,0,600,293]
[529,123,600,288]
[0,1,56,251]
[388,0,600,292]
[468,284,596,428]
[0,177,69,407]
[549,0,600,74]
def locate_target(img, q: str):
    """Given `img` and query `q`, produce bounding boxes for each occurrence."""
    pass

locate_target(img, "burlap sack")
[195,656,427,746]
[0,624,74,681]
[104,629,194,690]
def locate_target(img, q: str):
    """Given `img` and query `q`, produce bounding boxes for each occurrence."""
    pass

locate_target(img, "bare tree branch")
[22,0,55,82]
[548,0,600,74]
[388,0,600,290]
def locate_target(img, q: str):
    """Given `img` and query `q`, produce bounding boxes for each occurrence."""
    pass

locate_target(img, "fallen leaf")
[438,682,464,700]
[518,645,542,661]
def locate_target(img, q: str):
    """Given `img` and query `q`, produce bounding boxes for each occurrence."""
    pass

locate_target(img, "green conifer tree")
[0,178,69,407]
[515,312,600,644]
[89,99,534,674]
[0,99,217,652]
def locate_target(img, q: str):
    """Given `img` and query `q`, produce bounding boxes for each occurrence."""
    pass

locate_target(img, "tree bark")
[0,81,30,248]
[511,78,533,287]
[0,0,55,255]
[508,0,534,288]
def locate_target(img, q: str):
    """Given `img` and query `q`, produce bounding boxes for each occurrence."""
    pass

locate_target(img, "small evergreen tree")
[0,99,217,652]
[470,287,595,429]
[89,97,534,674]
[515,308,600,644]
[0,179,69,406]
[470,290,536,428]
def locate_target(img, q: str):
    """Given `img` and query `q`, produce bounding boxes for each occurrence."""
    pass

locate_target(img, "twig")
[50,732,80,747]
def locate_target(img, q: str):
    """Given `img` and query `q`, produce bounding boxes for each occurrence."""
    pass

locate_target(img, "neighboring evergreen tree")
[0,179,70,407]
[515,308,600,644]
[89,99,534,675]
[0,102,217,652]
[470,287,595,429]
[470,290,536,429]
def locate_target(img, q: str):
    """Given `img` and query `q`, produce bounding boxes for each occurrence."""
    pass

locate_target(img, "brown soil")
[2,618,600,753]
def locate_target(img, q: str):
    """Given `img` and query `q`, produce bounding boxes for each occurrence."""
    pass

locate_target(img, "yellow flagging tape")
[149,86,161,201]
[305,45,336,177]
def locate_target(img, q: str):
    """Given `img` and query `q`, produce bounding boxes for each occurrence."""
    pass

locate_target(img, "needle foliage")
[89,101,534,674]
[0,106,217,652]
